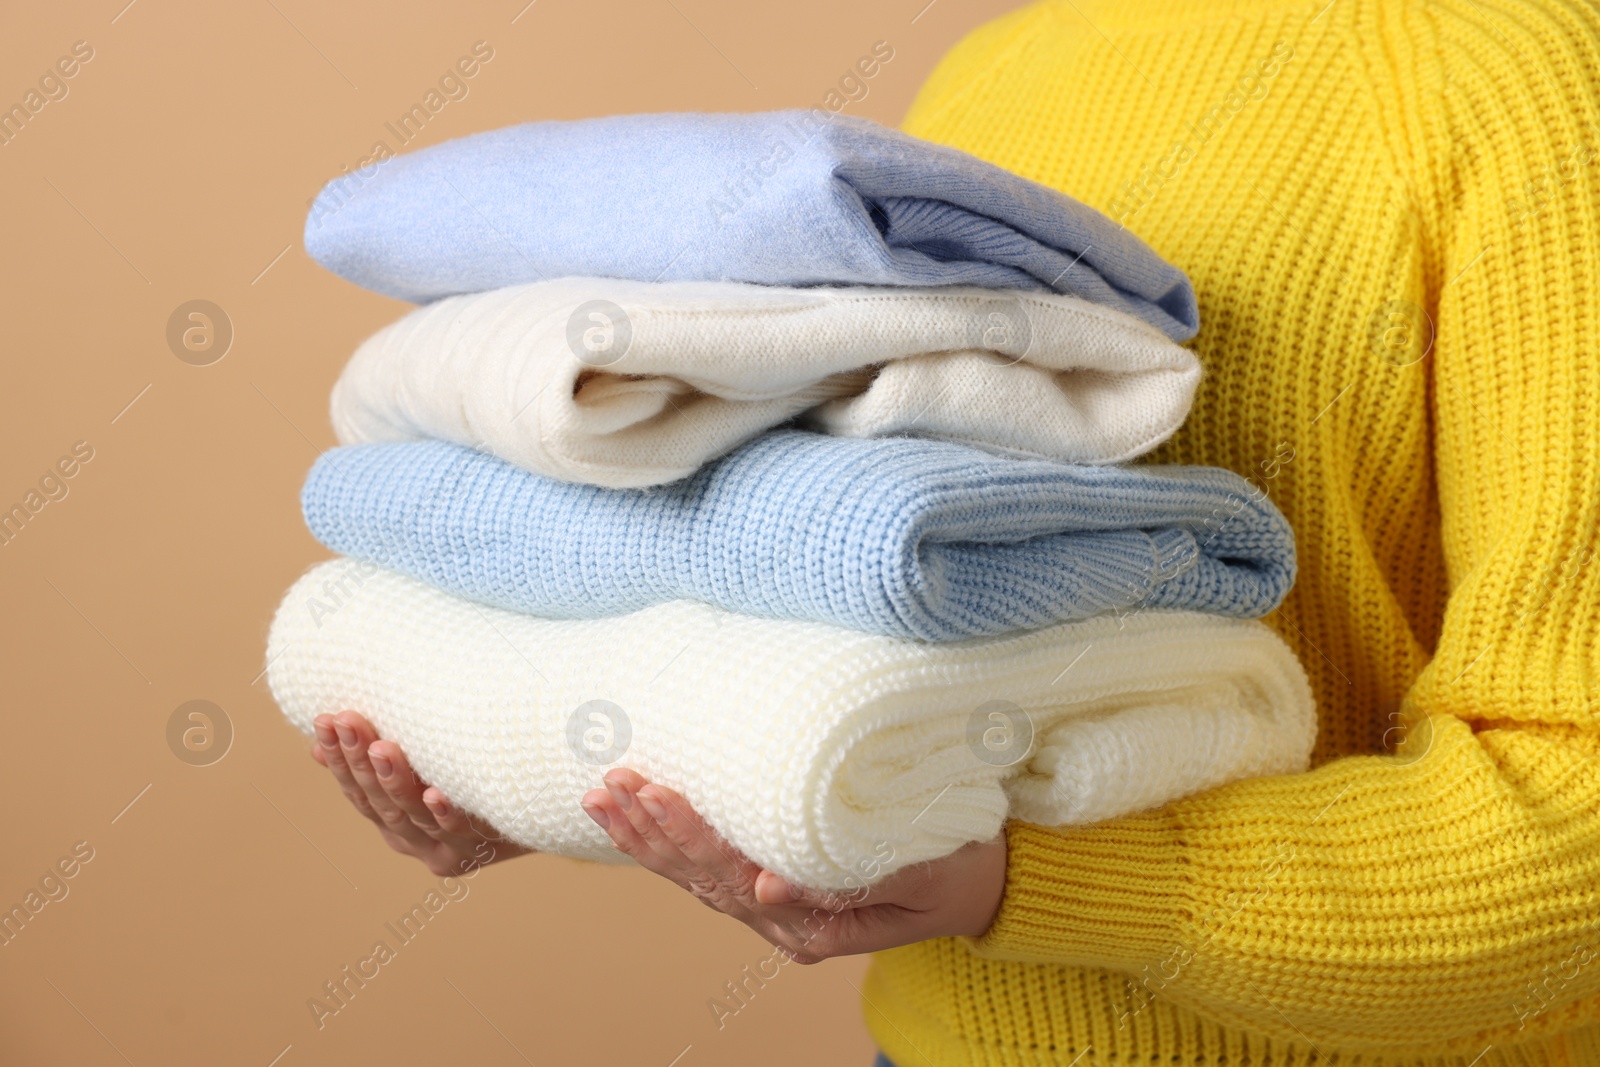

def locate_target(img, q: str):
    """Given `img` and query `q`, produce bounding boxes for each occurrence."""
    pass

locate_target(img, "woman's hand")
[309,710,532,876]
[580,768,1007,963]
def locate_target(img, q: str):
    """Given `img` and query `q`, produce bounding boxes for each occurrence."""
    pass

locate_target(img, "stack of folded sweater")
[267,111,1314,891]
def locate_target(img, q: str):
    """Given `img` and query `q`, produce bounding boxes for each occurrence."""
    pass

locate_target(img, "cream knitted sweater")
[267,560,1316,888]
[329,277,1201,488]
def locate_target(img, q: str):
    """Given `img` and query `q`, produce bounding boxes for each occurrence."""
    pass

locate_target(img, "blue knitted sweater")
[301,431,1295,641]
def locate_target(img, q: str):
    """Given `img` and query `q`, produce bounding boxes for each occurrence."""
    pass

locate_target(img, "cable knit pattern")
[301,431,1296,640]
[328,277,1201,487]
[860,0,1600,1063]
[303,109,1198,339]
[266,560,1316,889]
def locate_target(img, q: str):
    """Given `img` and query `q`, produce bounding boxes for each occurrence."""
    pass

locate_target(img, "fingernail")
[313,721,338,749]
[370,752,393,778]
[637,788,669,822]
[425,792,448,814]
[334,722,357,749]
[756,872,799,904]
[604,780,633,812]
[582,802,610,831]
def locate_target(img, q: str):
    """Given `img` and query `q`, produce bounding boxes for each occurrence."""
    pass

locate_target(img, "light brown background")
[0,2,1023,1064]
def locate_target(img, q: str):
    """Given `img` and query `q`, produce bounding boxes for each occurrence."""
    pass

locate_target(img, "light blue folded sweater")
[301,431,1293,641]
[303,110,1199,342]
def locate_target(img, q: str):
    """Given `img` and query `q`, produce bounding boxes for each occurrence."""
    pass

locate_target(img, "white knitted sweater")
[329,278,1201,488]
[268,560,1316,889]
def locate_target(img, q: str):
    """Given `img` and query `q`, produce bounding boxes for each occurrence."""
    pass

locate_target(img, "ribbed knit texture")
[328,277,1201,487]
[861,0,1600,1063]
[303,109,1198,339]
[300,431,1296,641]
[266,560,1316,889]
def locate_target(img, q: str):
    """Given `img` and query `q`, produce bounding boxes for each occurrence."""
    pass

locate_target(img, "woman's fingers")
[421,787,479,837]
[330,711,439,851]
[581,778,728,907]
[571,769,936,961]
[583,771,769,916]
[609,772,740,890]
[582,770,1006,961]
[310,712,534,874]
[313,715,380,822]
[368,740,448,835]
[753,869,810,907]
[333,711,406,820]
[419,788,533,864]
[313,716,437,858]
[584,770,693,876]
[634,781,761,892]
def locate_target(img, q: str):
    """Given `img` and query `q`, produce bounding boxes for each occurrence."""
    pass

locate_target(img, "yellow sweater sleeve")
[962,0,1600,1052]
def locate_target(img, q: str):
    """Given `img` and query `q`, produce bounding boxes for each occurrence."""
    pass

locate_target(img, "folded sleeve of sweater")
[959,0,1600,1052]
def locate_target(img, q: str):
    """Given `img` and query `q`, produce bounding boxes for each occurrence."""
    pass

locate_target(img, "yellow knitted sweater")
[864,1,1600,1064]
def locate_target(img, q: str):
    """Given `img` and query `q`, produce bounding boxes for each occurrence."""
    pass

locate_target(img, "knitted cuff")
[961,817,1190,968]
